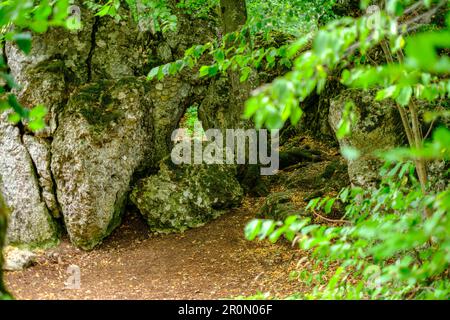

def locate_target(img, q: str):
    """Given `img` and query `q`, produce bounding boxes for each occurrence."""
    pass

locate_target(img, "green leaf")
[340,188,349,203]
[240,67,252,82]
[213,49,225,63]
[7,112,21,124]
[96,5,111,17]
[199,65,210,77]
[258,220,276,240]
[396,86,412,106]
[30,20,48,33]
[289,106,302,125]
[376,86,398,100]
[29,104,47,119]
[147,67,160,80]
[324,198,335,214]
[243,97,260,119]
[268,226,287,243]
[208,64,219,76]
[28,118,46,131]
[244,219,262,241]
[13,33,32,54]
[284,215,298,226]
[341,146,360,161]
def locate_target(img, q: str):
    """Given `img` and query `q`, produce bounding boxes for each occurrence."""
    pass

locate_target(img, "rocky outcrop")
[51,78,153,250]
[0,116,58,246]
[0,1,221,250]
[329,89,403,187]
[5,5,94,87]
[131,160,243,233]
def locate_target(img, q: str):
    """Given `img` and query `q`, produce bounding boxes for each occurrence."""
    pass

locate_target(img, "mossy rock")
[131,160,243,233]
[51,77,153,250]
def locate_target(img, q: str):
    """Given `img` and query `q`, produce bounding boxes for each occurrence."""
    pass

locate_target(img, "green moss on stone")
[70,81,124,132]
[29,59,66,75]
[131,160,243,234]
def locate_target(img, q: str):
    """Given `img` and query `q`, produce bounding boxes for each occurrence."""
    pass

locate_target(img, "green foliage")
[177,0,219,19]
[242,0,450,300]
[147,0,337,88]
[247,0,336,37]
[246,157,450,299]
[85,0,177,32]
[182,105,204,137]
[244,0,450,129]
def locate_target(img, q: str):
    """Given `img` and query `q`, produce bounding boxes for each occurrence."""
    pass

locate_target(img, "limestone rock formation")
[0,115,58,246]
[131,160,243,233]
[23,135,60,218]
[0,2,221,250]
[51,78,153,250]
[5,4,94,87]
[329,89,403,187]
[148,76,192,164]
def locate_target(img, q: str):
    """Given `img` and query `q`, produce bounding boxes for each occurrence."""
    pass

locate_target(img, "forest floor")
[5,198,306,300]
[5,134,345,300]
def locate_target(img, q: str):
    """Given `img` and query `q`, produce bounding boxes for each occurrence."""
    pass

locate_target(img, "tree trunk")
[218,0,250,129]
[200,0,250,130]
[220,0,247,34]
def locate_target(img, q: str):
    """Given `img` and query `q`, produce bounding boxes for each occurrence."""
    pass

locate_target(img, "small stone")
[3,246,37,271]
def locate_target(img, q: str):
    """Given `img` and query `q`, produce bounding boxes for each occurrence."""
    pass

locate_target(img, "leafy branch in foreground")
[242,0,449,300]
[146,0,335,84]
[246,128,450,299]
[244,0,448,192]
[244,0,449,129]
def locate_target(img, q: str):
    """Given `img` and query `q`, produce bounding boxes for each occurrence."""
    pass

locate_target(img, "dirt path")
[5,198,304,300]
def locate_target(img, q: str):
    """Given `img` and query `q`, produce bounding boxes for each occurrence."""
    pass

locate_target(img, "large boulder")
[131,160,243,233]
[329,89,403,187]
[51,78,153,250]
[0,116,58,246]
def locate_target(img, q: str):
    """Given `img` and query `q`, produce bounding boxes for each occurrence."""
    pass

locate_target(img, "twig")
[399,0,447,29]
[424,119,435,140]
[404,1,425,15]
[312,210,350,225]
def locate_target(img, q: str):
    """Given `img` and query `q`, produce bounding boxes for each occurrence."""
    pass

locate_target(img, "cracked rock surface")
[1,2,220,250]
[0,115,58,246]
